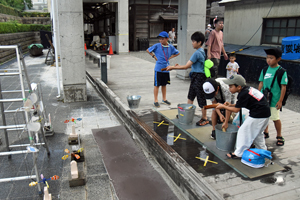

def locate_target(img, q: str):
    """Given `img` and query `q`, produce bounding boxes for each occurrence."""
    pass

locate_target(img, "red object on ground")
[84,43,87,55]
[109,42,113,55]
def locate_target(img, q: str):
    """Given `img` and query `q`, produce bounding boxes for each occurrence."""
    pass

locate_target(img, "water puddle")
[139,111,232,176]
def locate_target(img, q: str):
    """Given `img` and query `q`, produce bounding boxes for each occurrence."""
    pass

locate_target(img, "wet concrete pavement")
[86,51,300,199]
[0,49,299,199]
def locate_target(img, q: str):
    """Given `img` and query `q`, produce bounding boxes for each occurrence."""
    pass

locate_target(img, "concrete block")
[68,135,79,145]
[70,160,78,179]
[69,171,86,187]
[43,186,52,200]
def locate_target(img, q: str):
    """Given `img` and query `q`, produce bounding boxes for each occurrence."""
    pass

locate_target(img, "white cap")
[203,80,217,99]
[208,24,211,27]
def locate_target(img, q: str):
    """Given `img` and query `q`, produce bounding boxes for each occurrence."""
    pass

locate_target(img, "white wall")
[223,0,300,45]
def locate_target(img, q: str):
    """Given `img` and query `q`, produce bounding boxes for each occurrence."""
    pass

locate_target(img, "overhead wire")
[229,0,276,53]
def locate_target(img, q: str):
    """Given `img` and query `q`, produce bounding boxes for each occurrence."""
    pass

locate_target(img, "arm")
[168,53,180,60]
[276,85,286,110]
[146,49,157,61]
[166,60,193,71]
[258,81,263,91]
[222,46,228,60]
[216,104,240,113]
[207,45,211,60]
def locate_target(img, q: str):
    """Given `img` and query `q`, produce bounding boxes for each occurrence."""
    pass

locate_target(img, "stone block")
[68,171,86,187]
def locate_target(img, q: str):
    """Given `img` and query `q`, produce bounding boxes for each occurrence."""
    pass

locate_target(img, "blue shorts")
[154,72,170,86]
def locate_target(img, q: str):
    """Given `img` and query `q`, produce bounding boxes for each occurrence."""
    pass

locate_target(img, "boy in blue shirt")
[166,31,208,124]
[258,48,288,146]
[147,31,180,108]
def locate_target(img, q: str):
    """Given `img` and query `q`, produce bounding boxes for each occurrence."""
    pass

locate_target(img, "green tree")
[0,0,32,10]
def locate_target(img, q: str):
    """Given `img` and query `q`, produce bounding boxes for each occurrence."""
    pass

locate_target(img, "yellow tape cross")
[195,156,218,166]
[153,120,169,127]
[168,134,186,142]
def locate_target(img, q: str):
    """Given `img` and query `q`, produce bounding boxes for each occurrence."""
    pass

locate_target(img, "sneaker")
[211,130,216,140]
[154,102,160,108]
[162,100,171,105]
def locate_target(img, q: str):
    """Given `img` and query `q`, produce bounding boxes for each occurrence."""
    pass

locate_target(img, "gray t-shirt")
[213,78,236,104]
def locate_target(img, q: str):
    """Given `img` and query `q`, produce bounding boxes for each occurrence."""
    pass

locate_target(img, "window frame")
[261,16,300,45]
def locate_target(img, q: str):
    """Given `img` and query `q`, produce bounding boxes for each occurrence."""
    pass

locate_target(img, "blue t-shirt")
[189,48,205,73]
[147,43,179,73]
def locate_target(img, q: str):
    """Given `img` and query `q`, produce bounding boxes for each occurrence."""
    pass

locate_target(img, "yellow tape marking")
[153,121,169,127]
[195,157,218,165]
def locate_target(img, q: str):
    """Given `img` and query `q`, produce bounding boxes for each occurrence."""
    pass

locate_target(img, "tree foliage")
[0,0,32,11]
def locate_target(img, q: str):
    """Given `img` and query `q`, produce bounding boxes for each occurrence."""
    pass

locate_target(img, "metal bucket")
[127,95,141,109]
[177,104,196,125]
[215,124,238,152]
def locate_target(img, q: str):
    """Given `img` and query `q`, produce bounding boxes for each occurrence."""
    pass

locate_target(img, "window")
[262,17,300,45]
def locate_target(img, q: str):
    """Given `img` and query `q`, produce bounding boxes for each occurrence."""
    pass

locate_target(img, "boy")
[147,31,180,108]
[216,75,270,158]
[226,54,239,78]
[166,31,208,125]
[206,19,228,78]
[258,48,287,146]
[202,78,236,139]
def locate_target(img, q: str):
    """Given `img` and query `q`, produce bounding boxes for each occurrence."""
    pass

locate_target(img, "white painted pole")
[51,0,61,98]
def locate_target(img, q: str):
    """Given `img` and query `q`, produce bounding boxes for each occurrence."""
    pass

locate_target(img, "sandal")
[226,152,240,159]
[196,118,209,126]
[276,136,285,146]
[264,132,269,139]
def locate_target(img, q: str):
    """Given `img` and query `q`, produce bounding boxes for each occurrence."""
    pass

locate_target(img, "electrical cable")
[228,0,276,53]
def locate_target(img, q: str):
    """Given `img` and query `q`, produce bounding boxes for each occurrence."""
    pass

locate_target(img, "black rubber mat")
[92,126,178,200]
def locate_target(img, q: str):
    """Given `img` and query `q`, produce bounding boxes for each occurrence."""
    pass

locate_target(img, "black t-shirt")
[235,86,271,118]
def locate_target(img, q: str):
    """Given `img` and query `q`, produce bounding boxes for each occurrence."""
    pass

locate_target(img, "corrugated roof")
[218,0,241,5]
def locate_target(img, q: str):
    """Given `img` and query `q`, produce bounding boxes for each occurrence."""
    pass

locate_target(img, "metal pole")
[101,56,108,84]
[52,0,61,98]
[0,175,36,183]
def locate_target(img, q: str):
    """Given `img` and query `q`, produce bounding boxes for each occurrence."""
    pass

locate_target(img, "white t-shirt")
[226,61,240,78]
[168,31,175,42]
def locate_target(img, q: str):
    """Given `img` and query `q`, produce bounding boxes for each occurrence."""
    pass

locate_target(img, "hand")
[276,101,282,110]
[166,66,173,71]
[154,56,158,61]
[224,53,228,60]
[222,122,228,130]
[219,114,225,122]
[224,102,230,106]
[207,54,211,60]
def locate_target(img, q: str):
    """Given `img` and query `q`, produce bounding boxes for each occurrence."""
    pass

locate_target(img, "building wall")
[223,0,300,45]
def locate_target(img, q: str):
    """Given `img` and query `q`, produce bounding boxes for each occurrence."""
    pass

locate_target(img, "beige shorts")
[269,107,280,121]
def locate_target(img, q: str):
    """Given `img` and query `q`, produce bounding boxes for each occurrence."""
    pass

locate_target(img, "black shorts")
[187,72,207,108]
[154,72,170,86]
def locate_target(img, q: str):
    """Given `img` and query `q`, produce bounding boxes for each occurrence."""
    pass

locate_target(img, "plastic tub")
[177,104,196,125]
[282,36,300,60]
[127,95,141,109]
[215,124,238,152]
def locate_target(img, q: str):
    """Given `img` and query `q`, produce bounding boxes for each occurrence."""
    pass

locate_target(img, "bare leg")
[202,108,207,120]
[264,125,269,134]
[274,120,282,137]
[211,110,217,130]
[161,85,167,101]
[187,99,193,104]
[154,86,159,102]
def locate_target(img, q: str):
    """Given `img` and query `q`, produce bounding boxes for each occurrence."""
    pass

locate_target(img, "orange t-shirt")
[205,30,224,59]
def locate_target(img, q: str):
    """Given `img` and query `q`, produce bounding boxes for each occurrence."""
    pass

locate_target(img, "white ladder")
[0,44,50,194]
